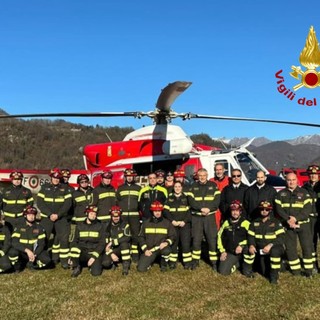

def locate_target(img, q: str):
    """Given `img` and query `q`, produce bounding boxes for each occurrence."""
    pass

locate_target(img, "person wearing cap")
[9,206,51,271]
[70,205,106,277]
[217,200,252,276]
[102,206,131,275]
[275,172,313,277]
[188,168,221,270]
[137,201,176,272]
[164,171,174,193]
[0,215,12,273]
[155,169,166,187]
[91,171,116,225]
[61,169,74,192]
[244,170,277,221]
[116,169,141,262]
[248,201,285,284]
[302,164,320,273]
[0,171,34,232]
[72,174,94,225]
[37,168,72,269]
[164,181,192,269]
[138,172,168,221]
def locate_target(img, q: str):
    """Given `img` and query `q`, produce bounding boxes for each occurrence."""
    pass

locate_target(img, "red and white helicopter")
[0,81,319,192]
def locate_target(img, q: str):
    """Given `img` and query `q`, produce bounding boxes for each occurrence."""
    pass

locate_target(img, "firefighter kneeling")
[248,201,285,284]
[10,206,51,272]
[137,201,176,272]
[70,206,105,277]
[102,206,131,275]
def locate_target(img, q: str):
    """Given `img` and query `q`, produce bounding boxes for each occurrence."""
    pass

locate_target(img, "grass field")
[2,261,320,320]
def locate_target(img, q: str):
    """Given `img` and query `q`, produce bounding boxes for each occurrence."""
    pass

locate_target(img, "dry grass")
[2,262,320,320]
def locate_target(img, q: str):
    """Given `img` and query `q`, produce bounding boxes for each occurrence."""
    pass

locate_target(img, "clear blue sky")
[1,1,320,140]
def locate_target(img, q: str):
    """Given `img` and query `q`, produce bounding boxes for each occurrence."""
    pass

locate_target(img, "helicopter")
[0,80,319,192]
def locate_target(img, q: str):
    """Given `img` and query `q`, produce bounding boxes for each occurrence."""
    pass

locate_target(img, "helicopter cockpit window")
[235,153,261,184]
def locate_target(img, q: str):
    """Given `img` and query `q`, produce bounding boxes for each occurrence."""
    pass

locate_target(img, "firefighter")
[155,169,166,187]
[173,169,191,195]
[164,171,174,192]
[0,214,12,273]
[188,168,221,270]
[37,168,72,269]
[91,171,116,225]
[10,206,51,271]
[302,164,320,273]
[275,172,313,277]
[138,172,167,220]
[72,174,94,225]
[164,181,192,269]
[116,168,141,262]
[217,200,252,276]
[248,201,285,284]
[0,171,34,232]
[70,205,106,277]
[244,170,277,221]
[61,168,75,192]
[102,206,131,275]
[137,201,176,272]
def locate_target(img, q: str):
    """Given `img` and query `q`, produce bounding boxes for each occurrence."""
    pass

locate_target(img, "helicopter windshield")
[235,152,263,184]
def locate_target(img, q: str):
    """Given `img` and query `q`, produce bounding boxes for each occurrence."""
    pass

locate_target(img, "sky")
[1,1,320,141]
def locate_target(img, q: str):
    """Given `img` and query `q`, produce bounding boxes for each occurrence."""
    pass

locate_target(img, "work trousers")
[192,214,218,265]
[102,242,131,268]
[72,250,103,276]
[122,216,141,260]
[310,216,320,267]
[137,246,171,272]
[0,254,12,273]
[9,248,51,270]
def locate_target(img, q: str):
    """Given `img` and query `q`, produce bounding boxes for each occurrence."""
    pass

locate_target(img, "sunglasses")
[232,175,241,178]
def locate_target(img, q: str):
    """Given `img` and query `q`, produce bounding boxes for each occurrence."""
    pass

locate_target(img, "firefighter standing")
[103,206,131,275]
[10,206,51,271]
[138,172,167,220]
[0,215,12,273]
[217,200,252,276]
[248,201,285,284]
[116,169,141,262]
[0,171,34,232]
[275,172,313,277]
[70,205,106,277]
[302,164,320,272]
[72,174,94,225]
[91,171,116,225]
[37,168,72,268]
[137,201,176,272]
[188,168,221,270]
[164,181,192,269]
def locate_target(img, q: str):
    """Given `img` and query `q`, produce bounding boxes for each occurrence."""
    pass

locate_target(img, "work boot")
[269,270,279,285]
[160,258,168,272]
[211,263,217,272]
[184,263,192,270]
[122,261,130,276]
[71,266,82,278]
[191,260,199,270]
[168,261,177,270]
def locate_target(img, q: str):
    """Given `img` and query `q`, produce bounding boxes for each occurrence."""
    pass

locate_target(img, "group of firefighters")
[0,163,319,285]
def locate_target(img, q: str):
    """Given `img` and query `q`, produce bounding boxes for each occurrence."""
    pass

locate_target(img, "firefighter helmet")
[109,205,122,217]
[101,171,113,179]
[85,205,98,214]
[124,168,137,177]
[307,164,320,175]
[259,200,273,211]
[174,169,186,178]
[230,200,243,211]
[150,201,164,211]
[61,168,71,178]
[9,171,23,180]
[77,174,89,184]
[23,205,38,216]
[50,168,62,179]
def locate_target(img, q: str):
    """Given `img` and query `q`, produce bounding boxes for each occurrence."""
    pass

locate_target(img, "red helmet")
[50,168,62,179]
[109,205,122,217]
[150,201,164,211]
[101,171,113,179]
[23,205,37,216]
[307,165,320,175]
[85,205,98,214]
[77,174,89,184]
[124,168,137,177]
[230,200,243,211]
[174,169,186,178]
[10,171,23,180]
[259,201,273,211]
[61,168,71,178]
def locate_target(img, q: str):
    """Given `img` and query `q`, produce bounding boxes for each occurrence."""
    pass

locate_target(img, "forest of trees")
[0,119,224,170]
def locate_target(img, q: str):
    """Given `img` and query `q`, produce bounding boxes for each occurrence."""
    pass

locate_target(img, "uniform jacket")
[302,181,320,217]
[105,219,131,252]
[116,182,141,213]
[0,224,11,256]
[164,193,191,224]
[91,183,116,220]
[72,186,94,223]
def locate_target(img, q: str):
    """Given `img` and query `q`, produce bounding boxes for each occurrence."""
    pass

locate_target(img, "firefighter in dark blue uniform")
[102,206,131,275]
[0,215,12,273]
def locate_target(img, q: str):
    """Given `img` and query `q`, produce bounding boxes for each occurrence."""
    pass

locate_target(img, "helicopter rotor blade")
[155,81,192,112]
[179,113,320,128]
